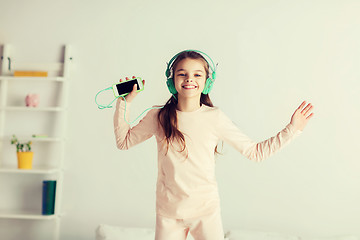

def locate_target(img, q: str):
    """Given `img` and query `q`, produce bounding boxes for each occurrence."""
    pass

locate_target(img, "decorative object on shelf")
[16,152,34,169]
[32,134,48,138]
[14,71,48,77]
[42,180,56,215]
[10,135,34,169]
[25,94,40,107]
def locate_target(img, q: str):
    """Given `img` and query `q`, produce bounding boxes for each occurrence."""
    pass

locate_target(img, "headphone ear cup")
[166,78,178,95]
[165,69,171,78]
[212,71,216,80]
[202,78,214,95]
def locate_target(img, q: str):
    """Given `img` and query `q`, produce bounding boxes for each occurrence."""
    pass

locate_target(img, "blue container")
[42,180,56,215]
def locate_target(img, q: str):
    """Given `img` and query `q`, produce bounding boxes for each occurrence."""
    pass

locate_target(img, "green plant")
[10,135,32,152]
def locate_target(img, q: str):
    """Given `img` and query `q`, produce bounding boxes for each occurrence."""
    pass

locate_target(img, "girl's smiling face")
[173,58,207,99]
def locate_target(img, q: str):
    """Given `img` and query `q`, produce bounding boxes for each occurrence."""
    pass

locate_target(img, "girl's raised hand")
[119,76,145,103]
[290,101,314,131]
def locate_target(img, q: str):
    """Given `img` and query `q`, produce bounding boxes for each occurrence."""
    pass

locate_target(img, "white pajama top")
[114,99,301,219]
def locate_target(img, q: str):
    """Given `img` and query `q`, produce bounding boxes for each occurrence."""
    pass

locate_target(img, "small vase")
[17,152,34,169]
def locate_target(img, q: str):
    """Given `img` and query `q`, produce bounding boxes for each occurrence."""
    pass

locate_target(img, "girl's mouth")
[182,85,197,89]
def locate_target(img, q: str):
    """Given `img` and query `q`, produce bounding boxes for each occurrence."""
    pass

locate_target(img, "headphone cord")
[95,86,162,125]
[95,87,118,109]
[121,97,163,125]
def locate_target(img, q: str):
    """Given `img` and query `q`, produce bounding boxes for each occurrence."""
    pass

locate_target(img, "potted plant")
[11,135,33,169]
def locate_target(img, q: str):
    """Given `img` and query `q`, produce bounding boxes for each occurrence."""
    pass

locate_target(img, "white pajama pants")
[155,210,224,240]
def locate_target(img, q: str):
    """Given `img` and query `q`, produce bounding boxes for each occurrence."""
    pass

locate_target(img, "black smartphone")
[112,78,144,97]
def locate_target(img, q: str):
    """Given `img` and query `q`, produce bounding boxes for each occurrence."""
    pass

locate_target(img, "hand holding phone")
[113,76,145,102]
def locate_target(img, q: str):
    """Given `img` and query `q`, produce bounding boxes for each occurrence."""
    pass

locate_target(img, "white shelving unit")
[0,44,72,240]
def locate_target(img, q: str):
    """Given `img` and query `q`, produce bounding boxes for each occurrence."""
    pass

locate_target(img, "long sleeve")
[216,110,302,162]
[113,99,157,150]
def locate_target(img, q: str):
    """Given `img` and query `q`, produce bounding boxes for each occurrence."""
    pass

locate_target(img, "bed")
[95,224,359,240]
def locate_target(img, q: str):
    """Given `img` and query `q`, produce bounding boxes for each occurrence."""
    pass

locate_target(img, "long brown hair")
[158,51,218,155]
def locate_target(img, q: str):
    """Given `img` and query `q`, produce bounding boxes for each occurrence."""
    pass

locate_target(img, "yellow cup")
[17,152,34,169]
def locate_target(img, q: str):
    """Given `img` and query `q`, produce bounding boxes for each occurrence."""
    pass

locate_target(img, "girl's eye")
[195,74,202,77]
[177,73,186,77]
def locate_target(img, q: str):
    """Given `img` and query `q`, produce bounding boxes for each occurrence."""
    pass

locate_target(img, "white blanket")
[96,224,359,240]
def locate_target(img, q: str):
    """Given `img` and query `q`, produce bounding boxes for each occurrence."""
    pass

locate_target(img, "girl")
[114,50,314,240]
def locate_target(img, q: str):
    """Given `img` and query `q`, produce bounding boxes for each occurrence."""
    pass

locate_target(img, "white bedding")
[96,224,359,240]
[95,224,221,240]
[96,224,198,240]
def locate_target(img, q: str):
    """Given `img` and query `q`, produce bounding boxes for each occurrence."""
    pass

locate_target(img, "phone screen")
[116,79,139,95]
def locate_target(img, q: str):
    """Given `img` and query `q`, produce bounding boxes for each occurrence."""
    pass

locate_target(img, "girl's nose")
[186,78,193,82]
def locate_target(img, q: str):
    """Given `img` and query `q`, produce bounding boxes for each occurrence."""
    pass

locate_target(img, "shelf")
[0,44,71,240]
[0,106,64,112]
[0,136,64,143]
[0,76,65,82]
[0,167,60,174]
[0,209,58,220]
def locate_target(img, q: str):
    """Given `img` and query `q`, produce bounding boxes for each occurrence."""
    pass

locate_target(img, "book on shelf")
[42,180,56,215]
[14,71,48,77]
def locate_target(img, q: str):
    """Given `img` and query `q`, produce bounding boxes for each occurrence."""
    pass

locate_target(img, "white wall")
[1,0,359,239]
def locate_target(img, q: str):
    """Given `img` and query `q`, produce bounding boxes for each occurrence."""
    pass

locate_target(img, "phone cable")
[94,86,162,125]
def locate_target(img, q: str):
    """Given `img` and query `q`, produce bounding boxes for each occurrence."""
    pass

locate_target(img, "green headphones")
[165,50,217,95]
